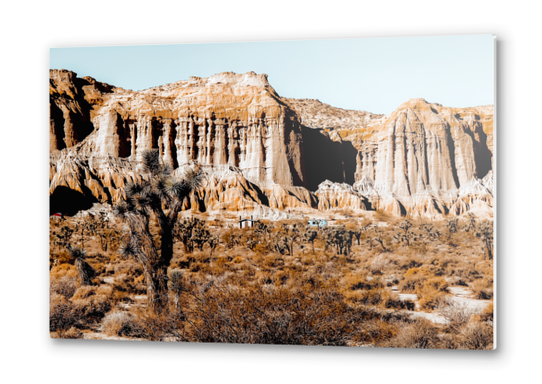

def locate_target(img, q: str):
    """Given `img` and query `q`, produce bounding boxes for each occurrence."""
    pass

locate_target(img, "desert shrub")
[345,288,385,306]
[398,268,426,292]
[51,326,84,339]
[124,307,186,341]
[253,243,269,255]
[478,302,494,323]
[458,321,494,350]
[50,264,78,280]
[453,263,479,282]
[50,275,78,299]
[369,254,390,275]
[384,319,441,349]
[383,294,416,311]
[438,298,480,331]
[71,286,113,324]
[50,294,79,332]
[183,278,364,346]
[113,260,142,276]
[353,320,398,345]
[112,273,140,294]
[417,285,448,311]
[63,327,83,339]
[422,277,449,293]
[454,277,469,287]
[470,279,493,300]
[100,310,145,337]
[344,273,384,291]
[273,270,290,286]
[396,256,423,271]
[50,251,73,268]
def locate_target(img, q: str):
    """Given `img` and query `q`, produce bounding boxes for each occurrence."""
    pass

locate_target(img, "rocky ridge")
[50,70,494,219]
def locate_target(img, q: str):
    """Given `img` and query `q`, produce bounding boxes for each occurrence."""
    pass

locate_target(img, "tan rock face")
[315,180,369,211]
[50,70,306,187]
[49,71,494,218]
[356,99,491,196]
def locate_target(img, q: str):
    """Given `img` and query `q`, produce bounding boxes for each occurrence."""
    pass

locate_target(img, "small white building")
[239,216,257,229]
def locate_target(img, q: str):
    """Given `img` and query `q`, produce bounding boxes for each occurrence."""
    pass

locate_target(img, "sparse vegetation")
[50,174,494,349]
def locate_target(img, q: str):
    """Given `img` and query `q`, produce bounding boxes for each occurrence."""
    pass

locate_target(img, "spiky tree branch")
[114,149,205,311]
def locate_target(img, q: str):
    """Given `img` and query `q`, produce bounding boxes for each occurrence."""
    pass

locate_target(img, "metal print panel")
[49,35,495,349]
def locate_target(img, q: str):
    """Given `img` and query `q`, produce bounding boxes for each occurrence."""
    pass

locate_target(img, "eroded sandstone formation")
[50,70,306,187]
[49,70,494,218]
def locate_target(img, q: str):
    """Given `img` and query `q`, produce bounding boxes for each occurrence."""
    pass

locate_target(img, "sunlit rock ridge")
[49,69,494,218]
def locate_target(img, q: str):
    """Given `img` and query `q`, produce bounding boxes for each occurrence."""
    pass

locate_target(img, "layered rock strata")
[49,70,494,218]
[50,70,306,187]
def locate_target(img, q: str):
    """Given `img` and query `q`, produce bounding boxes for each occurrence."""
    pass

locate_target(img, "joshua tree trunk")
[115,149,204,313]
[484,240,493,260]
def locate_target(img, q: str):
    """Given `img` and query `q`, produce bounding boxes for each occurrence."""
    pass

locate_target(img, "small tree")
[115,149,204,311]
[421,223,440,240]
[273,223,300,256]
[463,213,477,234]
[475,220,494,260]
[393,219,420,247]
[52,223,74,253]
[367,226,387,252]
[302,227,318,255]
[208,236,220,257]
[446,217,459,239]
[168,270,184,312]
[67,245,95,286]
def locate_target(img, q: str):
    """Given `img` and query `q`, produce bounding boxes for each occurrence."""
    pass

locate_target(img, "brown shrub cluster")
[49,213,494,349]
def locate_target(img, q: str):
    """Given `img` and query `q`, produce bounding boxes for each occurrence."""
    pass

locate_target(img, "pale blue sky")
[50,35,494,115]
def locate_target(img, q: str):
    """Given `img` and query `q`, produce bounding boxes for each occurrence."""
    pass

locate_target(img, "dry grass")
[49,213,494,348]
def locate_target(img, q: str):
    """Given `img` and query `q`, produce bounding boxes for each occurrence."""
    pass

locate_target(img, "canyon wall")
[50,70,306,187]
[50,70,494,218]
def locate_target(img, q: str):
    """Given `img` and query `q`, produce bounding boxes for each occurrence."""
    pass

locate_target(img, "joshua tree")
[421,223,440,241]
[52,223,74,252]
[68,245,95,286]
[168,269,184,311]
[393,219,420,246]
[446,217,459,239]
[74,215,97,249]
[276,223,301,256]
[174,218,197,253]
[192,219,210,252]
[367,226,387,252]
[114,149,204,311]
[254,221,269,242]
[322,226,354,255]
[208,235,220,257]
[463,213,477,234]
[475,220,494,260]
[352,229,363,246]
[302,227,318,255]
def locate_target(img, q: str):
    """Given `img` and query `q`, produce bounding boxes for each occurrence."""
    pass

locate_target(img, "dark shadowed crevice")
[151,118,163,149]
[50,102,66,151]
[301,126,357,191]
[445,126,460,189]
[342,141,358,186]
[251,183,270,207]
[169,120,178,169]
[473,123,493,178]
[50,186,96,216]
[117,113,131,158]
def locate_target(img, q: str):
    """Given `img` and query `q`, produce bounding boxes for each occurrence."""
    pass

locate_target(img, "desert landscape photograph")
[49,35,495,349]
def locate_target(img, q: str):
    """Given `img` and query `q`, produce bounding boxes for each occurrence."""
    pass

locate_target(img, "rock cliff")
[352,98,494,217]
[50,70,306,187]
[49,70,494,218]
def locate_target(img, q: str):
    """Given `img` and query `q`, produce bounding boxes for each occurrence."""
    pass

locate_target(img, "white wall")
[2,1,540,383]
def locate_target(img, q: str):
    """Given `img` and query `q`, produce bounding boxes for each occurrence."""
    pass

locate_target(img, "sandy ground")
[391,285,491,325]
